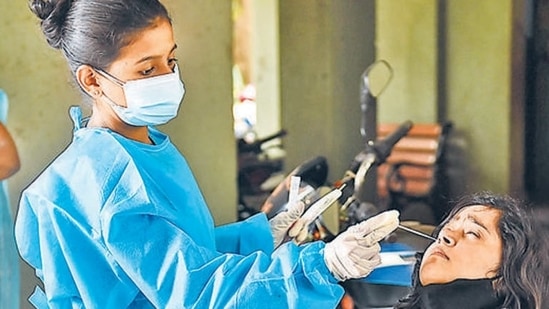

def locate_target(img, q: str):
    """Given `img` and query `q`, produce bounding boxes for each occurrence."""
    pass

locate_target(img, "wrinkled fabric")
[15,106,343,309]
[0,89,19,309]
[393,253,503,309]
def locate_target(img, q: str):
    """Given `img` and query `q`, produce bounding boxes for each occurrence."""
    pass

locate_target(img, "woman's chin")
[419,262,449,286]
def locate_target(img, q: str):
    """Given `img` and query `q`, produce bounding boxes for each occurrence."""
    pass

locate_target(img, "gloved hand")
[269,201,308,248]
[323,210,399,281]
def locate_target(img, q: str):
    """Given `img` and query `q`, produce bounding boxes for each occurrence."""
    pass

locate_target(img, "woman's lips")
[430,247,449,260]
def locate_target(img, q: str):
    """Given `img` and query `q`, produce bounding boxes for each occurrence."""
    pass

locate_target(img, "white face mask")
[98,65,185,126]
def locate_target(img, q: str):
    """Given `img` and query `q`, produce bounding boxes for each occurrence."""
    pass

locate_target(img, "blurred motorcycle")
[237,129,288,220]
[261,60,401,233]
[257,60,422,308]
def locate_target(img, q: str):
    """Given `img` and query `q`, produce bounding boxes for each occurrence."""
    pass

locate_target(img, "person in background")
[395,191,548,309]
[0,88,20,309]
[15,1,400,308]
[0,92,20,180]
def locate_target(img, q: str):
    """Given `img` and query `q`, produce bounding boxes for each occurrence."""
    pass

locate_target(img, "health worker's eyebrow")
[135,44,178,65]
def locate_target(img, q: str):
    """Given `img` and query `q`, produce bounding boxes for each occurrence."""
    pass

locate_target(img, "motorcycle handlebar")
[349,120,413,173]
[373,120,413,164]
[237,129,288,154]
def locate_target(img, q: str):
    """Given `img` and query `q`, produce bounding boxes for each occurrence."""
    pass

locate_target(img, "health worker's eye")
[168,58,178,67]
[141,67,155,76]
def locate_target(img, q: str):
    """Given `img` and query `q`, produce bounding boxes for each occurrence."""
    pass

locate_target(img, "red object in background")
[339,293,354,309]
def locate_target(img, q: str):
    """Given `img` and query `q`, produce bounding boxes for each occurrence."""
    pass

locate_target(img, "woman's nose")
[438,230,456,246]
[158,66,174,75]
[155,64,176,76]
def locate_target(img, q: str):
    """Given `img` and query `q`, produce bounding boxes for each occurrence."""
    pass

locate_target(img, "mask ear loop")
[92,68,128,109]
[94,68,125,87]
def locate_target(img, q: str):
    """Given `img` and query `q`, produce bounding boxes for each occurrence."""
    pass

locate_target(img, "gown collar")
[68,106,168,147]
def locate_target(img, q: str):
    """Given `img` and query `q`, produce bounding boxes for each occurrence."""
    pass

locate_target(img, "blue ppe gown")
[15,106,344,309]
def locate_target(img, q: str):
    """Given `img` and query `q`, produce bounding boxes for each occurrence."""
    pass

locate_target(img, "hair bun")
[29,0,72,49]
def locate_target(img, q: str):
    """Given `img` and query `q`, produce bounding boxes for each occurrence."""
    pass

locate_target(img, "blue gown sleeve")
[101,206,343,308]
[214,213,274,255]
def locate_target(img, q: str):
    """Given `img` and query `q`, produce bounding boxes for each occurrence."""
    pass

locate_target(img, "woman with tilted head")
[395,192,548,309]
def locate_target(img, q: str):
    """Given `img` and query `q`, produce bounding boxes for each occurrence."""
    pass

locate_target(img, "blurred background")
[1,0,548,307]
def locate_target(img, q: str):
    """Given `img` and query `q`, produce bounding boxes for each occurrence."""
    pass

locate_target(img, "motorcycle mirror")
[362,59,393,97]
[360,60,393,142]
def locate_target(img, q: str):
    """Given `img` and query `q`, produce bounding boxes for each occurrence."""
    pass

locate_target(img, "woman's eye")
[139,59,178,76]
[168,58,179,68]
[142,68,155,75]
[141,67,155,76]
[466,231,480,238]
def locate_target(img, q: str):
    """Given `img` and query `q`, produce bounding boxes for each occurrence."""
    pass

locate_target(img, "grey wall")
[376,0,525,196]
[279,1,377,184]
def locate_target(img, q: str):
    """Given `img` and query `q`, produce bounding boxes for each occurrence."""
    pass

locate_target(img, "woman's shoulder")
[72,126,126,148]
[31,129,130,187]
[21,130,135,213]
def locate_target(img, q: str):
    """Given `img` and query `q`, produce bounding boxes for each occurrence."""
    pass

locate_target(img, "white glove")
[269,201,308,248]
[287,214,309,245]
[323,210,399,281]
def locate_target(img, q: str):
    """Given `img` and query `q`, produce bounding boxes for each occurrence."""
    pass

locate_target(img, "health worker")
[15,0,400,308]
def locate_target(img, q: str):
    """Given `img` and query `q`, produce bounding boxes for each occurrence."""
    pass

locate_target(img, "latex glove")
[323,210,399,281]
[287,214,309,245]
[269,201,308,248]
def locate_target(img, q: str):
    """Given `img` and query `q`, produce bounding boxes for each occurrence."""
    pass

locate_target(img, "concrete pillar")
[279,1,377,186]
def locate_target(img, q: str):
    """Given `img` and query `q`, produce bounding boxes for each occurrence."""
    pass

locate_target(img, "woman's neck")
[87,107,152,145]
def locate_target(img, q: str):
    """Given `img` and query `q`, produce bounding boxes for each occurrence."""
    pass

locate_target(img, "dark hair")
[395,191,548,309]
[29,0,171,73]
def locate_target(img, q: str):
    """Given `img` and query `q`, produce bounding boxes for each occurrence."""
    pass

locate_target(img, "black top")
[411,278,503,309]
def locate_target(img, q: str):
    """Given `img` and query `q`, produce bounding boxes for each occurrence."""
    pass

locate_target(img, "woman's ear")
[485,266,501,281]
[76,65,102,98]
